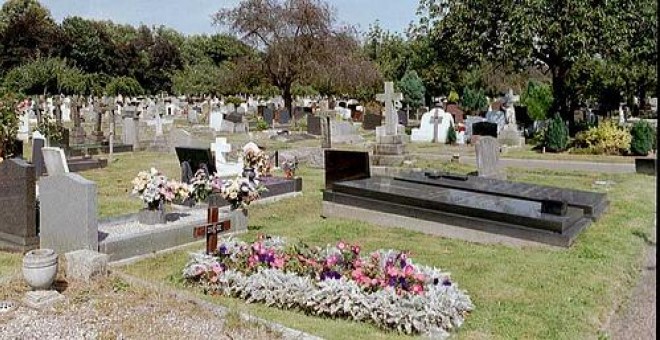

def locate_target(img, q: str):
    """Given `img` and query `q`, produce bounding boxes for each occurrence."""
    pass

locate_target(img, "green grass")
[118,165,656,340]
[0,252,21,279]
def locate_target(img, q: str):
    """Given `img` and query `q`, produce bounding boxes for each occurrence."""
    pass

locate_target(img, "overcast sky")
[40,0,419,36]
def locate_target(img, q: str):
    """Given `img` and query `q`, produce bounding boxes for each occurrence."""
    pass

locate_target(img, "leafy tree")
[0,0,61,72]
[417,0,653,126]
[520,81,553,121]
[214,0,358,119]
[105,76,144,96]
[630,120,655,156]
[0,92,21,160]
[2,57,83,95]
[544,114,569,152]
[60,16,116,75]
[364,21,412,82]
[446,124,456,144]
[447,90,459,104]
[397,69,425,109]
[461,87,488,114]
[171,62,228,96]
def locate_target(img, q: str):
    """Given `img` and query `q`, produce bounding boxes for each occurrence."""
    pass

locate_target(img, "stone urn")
[138,200,167,225]
[22,249,58,290]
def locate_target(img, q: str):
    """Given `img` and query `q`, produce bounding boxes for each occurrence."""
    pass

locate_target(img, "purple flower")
[400,259,407,268]
[399,277,409,290]
[388,277,397,287]
[442,278,452,287]
[321,270,341,281]
[218,245,227,255]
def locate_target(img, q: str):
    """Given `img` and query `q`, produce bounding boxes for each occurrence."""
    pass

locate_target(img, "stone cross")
[431,111,442,144]
[146,113,172,137]
[193,207,231,254]
[211,137,232,164]
[376,82,403,136]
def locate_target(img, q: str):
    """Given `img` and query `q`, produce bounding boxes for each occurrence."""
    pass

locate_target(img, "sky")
[40,0,420,36]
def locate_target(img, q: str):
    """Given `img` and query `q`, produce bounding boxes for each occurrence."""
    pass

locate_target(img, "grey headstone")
[397,110,408,126]
[330,121,364,144]
[278,109,291,124]
[39,173,98,254]
[31,136,46,177]
[122,117,135,145]
[262,107,274,127]
[362,113,383,130]
[0,158,38,252]
[307,115,321,135]
[42,147,69,176]
[486,110,506,134]
[475,136,505,179]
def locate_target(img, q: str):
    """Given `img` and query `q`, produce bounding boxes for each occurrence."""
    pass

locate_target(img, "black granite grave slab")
[324,177,592,247]
[395,171,609,220]
[324,150,370,190]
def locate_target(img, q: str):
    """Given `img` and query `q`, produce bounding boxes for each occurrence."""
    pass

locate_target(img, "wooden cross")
[193,206,231,254]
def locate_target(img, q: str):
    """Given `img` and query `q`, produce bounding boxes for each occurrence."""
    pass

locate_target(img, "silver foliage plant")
[182,237,474,338]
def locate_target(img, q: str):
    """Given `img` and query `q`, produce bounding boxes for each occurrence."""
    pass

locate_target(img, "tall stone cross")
[376,82,403,136]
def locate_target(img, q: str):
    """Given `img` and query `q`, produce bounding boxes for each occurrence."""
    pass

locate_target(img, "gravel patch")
[0,276,282,340]
[98,208,207,241]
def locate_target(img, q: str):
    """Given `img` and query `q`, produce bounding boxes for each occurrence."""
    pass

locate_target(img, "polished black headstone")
[175,147,217,176]
[635,158,656,176]
[278,109,291,124]
[225,112,243,124]
[396,171,608,220]
[324,150,370,190]
[263,107,274,126]
[472,121,498,138]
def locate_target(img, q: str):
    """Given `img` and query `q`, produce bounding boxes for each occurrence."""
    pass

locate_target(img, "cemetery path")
[606,231,656,340]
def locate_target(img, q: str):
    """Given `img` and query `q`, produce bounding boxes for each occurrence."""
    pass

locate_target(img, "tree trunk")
[550,65,573,126]
[283,83,295,128]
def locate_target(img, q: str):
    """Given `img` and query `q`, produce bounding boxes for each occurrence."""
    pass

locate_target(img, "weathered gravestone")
[39,173,98,254]
[42,147,70,176]
[307,114,321,135]
[397,110,409,127]
[0,158,38,252]
[331,121,364,144]
[263,106,274,127]
[362,113,383,130]
[278,109,291,125]
[31,131,46,177]
[475,136,506,180]
[486,110,506,134]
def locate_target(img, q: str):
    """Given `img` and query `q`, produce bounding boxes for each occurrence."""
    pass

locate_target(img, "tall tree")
[417,0,652,125]
[60,16,116,75]
[214,0,345,116]
[0,0,61,73]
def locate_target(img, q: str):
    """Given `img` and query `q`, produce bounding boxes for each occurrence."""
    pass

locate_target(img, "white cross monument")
[211,137,242,177]
[375,81,404,136]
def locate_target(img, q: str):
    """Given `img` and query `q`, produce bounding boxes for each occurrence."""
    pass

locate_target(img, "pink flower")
[371,278,379,286]
[212,263,223,274]
[351,245,361,254]
[354,259,363,268]
[337,241,346,250]
[403,265,414,277]
[386,266,399,277]
[351,268,363,280]
[412,284,424,295]
[210,275,218,283]
[414,273,426,282]
[326,255,338,267]
[273,257,285,269]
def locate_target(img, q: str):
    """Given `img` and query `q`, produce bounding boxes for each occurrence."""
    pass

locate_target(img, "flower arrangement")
[189,169,213,202]
[131,168,190,210]
[215,175,266,210]
[242,147,272,177]
[281,157,298,179]
[183,236,473,337]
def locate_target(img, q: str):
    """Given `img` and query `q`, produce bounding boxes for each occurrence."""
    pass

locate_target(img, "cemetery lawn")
[117,164,656,340]
[0,252,21,279]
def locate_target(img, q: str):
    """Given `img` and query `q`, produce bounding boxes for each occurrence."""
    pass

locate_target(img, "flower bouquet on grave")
[281,157,298,179]
[131,168,190,224]
[242,147,272,179]
[212,175,267,210]
[189,169,213,203]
